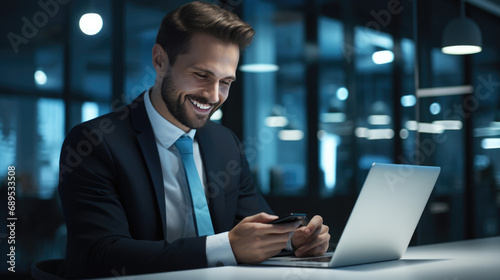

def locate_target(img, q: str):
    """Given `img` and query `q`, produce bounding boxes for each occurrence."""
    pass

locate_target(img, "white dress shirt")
[144,89,237,267]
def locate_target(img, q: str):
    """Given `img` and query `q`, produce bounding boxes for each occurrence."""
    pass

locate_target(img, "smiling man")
[57,1,329,279]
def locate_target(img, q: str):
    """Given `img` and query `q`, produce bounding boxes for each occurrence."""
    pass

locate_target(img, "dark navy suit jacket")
[57,93,272,279]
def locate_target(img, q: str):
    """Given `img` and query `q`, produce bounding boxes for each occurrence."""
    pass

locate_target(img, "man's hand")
[291,215,330,257]
[228,212,300,263]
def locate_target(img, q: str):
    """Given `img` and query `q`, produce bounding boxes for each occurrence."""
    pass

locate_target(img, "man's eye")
[194,73,208,79]
[220,80,231,86]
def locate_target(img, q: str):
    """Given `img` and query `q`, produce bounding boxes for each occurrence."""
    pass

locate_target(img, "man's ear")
[152,44,169,74]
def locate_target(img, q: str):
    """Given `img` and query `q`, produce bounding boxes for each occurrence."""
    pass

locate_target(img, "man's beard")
[160,72,220,129]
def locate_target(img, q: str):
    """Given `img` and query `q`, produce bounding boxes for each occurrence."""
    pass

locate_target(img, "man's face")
[160,33,239,131]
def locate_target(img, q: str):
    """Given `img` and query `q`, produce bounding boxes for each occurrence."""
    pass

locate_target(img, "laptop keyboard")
[288,255,333,263]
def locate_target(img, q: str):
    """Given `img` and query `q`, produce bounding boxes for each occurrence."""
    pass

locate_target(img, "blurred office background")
[1,0,500,277]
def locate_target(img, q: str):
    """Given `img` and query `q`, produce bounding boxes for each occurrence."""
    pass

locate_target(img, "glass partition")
[243,0,307,196]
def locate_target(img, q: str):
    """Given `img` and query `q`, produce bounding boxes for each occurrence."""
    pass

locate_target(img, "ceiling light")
[405,120,418,131]
[355,127,369,138]
[481,138,500,149]
[82,102,99,122]
[210,109,223,121]
[265,116,288,127]
[372,50,394,64]
[432,120,463,130]
[279,130,303,141]
[400,129,409,139]
[34,69,47,85]
[368,115,392,125]
[79,13,103,36]
[417,123,445,134]
[401,95,417,107]
[321,112,346,123]
[441,1,482,55]
[354,127,394,140]
[265,106,288,127]
[239,64,279,73]
[429,102,441,115]
[336,87,349,101]
[367,129,394,140]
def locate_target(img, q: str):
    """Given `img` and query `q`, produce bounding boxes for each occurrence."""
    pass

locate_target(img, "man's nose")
[202,82,220,104]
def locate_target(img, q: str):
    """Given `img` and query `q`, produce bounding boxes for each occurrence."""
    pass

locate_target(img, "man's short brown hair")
[156,1,254,65]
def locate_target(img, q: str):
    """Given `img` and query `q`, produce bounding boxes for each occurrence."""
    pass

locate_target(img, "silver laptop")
[261,163,441,268]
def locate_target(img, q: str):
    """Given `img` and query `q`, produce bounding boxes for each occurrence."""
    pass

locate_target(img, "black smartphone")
[268,213,307,224]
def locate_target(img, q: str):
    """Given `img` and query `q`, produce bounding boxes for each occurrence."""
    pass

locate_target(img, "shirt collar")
[144,88,196,149]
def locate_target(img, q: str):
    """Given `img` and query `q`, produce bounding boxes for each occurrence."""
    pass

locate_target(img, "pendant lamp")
[441,0,482,55]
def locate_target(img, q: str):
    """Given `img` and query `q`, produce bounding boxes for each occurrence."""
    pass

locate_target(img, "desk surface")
[98,237,500,280]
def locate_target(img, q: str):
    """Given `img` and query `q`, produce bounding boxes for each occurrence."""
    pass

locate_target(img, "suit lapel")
[129,93,167,238]
[196,127,226,233]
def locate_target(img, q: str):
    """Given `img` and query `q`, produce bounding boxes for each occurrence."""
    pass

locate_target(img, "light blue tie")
[175,135,215,236]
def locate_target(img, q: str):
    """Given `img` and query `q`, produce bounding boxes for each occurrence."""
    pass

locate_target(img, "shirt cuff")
[206,232,237,267]
[285,231,294,251]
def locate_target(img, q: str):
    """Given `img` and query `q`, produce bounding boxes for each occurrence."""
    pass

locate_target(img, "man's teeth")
[190,98,211,110]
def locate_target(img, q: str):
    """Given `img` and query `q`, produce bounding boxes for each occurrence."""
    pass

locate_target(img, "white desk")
[99,237,500,280]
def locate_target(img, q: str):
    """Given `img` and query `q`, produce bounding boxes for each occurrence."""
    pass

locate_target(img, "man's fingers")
[231,213,329,263]
[293,216,323,244]
[250,231,291,245]
[296,238,330,257]
[305,215,323,233]
[242,212,278,223]
[262,234,291,250]
[229,218,295,263]
[236,213,301,240]
[294,225,330,257]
